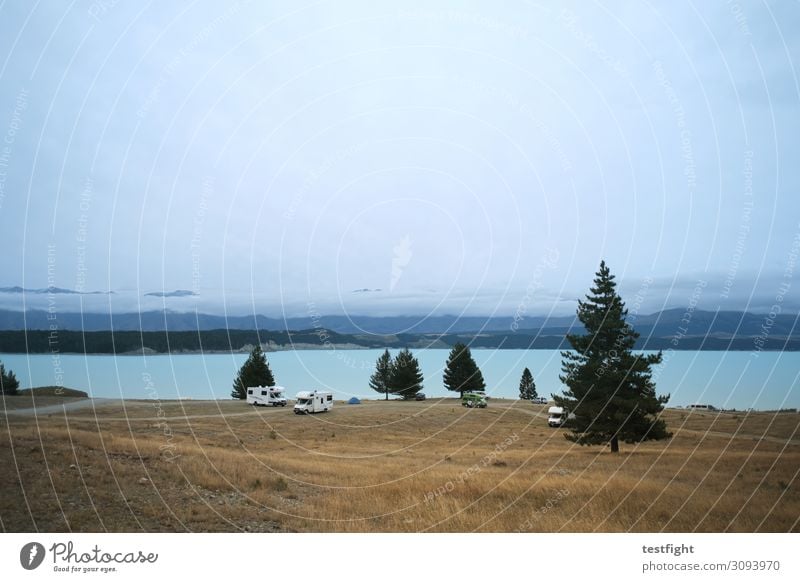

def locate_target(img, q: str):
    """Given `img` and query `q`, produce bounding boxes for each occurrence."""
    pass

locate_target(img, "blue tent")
[347,397,361,405]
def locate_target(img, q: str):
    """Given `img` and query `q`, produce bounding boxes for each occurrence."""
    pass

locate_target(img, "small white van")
[294,390,333,414]
[247,385,288,407]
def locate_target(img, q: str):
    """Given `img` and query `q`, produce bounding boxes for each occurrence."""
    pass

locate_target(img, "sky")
[0,1,798,319]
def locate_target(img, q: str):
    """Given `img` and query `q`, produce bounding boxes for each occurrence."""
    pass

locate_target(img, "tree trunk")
[610,436,619,453]
[385,390,388,401]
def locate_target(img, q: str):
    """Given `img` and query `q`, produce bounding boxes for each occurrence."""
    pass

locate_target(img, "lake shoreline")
[0,349,796,410]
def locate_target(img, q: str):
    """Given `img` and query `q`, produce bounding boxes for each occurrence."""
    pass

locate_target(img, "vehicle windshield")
[297,398,310,405]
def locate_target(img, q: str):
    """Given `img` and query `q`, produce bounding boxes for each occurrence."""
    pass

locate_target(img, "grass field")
[1,397,798,532]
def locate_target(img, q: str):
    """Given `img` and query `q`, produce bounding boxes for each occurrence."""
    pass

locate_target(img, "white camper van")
[294,390,334,414]
[548,406,568,427]
[688,403,717,411]
[247,385,288,407]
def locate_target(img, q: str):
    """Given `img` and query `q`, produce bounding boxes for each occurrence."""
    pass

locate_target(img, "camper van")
[247,385,288,407]
[294,390,334,414]
[462,391,488,408]
[688,403,717,411]
[548,406,569,427]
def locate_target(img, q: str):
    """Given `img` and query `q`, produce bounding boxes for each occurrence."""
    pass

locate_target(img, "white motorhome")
[548,406,569,427]
[294,390,334,414]
[688,403,717,411]
[247,385,288,407]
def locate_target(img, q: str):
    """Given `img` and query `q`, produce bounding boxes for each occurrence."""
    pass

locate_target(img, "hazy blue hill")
[0,309,578,333]
[632,308,799,339]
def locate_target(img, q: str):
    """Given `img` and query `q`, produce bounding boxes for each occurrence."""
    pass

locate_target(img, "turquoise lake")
[1,349,798,411]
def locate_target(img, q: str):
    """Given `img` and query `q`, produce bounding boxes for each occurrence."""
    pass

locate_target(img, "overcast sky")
[0,1,798,318]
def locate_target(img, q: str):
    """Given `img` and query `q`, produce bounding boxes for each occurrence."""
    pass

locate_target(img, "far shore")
[0,345,792,356]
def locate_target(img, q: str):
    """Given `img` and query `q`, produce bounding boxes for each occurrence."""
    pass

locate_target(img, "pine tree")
[443,342,486,397]
[231,345,275,399]
[554,261,671,453]
[389,348,424,399]
[369,349,393,400]
[519,367,537,400]
[0,362,20,396]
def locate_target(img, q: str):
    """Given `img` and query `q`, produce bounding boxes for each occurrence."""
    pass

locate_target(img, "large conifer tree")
[389,348,424,399]
[518,367,537,400]
[231,345,275,399]
[554,261,670,453]
[443,342,486,397]
[368,349,393,400]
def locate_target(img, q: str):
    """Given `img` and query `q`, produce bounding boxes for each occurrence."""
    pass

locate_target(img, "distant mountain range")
[0,307,797,354]
[0,286,113,295]
[0,307,797,338]
[0,286,199,298]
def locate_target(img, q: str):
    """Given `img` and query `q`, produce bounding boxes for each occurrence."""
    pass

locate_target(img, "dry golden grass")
[1,398,798,532]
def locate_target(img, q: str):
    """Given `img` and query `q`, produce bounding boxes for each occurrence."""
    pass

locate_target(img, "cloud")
[143,290,199,298]
[0,1,798,323]
[0,286,112,295]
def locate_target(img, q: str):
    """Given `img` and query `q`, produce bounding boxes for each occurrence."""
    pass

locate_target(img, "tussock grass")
[1,400,798,532]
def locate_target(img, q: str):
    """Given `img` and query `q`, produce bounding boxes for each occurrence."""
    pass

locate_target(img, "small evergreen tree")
[554,261,670,453]
[0,362,19,396]
[389,348,424,399]
[369,349,393,400]
[231,345,275,399]
[443,342,485,397]
[518,367,537,400]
